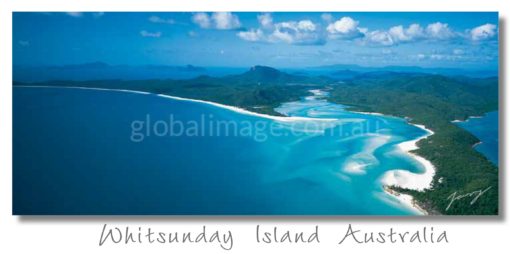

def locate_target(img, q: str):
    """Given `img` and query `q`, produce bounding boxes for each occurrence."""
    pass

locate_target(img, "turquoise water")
[13,87,429,215]
[455,111,499,166]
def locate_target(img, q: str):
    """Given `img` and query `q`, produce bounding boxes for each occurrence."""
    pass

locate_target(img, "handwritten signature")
[445,186,492,211]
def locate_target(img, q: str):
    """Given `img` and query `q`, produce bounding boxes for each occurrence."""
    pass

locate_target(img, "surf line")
[15,85,337,123]
[99,224,233,250]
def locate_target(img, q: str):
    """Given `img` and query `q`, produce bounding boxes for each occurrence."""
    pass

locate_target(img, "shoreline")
[353,111,385,116]
[15,85,337,123]
[353,112,436,215]
[383,187,429,215]
[451,115,484,123]
[452,114,492,154]
[283,92,436,215]
[156,94,337,122]
[380,122,435,215]
[319,108,436,215]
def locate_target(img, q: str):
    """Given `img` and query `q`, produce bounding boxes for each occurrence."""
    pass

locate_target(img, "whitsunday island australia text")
[98,224,449,250]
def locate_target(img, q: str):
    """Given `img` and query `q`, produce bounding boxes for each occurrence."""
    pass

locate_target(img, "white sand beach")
[155,94,337,122]
[309,89,329,97]
[355,111,385,116]
[380,122,436,215]
[15,85,338,123]
[451,115,483,123]
[16,85,152,95]
[337,108,436,214]
[382,187,429,215]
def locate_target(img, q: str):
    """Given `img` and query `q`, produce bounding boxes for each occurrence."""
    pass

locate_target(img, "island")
[13,65,499,215]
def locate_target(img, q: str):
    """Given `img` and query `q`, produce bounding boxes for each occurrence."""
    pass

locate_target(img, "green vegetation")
[327,73,498,215]
[14,66,330,116]
[13,67,499,215]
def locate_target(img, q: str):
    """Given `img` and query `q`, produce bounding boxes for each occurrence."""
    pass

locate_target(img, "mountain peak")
[221,65,330,86]
[248,65,280,74]
[243,65,284,81]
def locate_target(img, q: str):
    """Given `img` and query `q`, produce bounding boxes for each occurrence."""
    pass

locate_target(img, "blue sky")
[13,12,498,69]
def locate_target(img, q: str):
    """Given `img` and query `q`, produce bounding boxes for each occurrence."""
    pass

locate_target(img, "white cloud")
[212,12,241,30]
[388,24,424,42]
[426,22,454,39]
[412,53,465,62]
[365,22,455,46]
[236,15,493,48]
[430,54,444,60]
[321,13,333,22]
[388,26,408,41]
[270,28,294,43]
[326,17,364,39]
[237,19,323,45]
[470,23,497,41]
[269,20,323,45]
[406,24,425,38]
[149,15,175,24]
[140,30,162,38]
[365,30,394,46]
[237,29,265,42]
[297,20,316,31]
[192,12,241,30]
[257,13,273,29]
[65,12,104,18]
[66,12,83,18]
[327,17,357,34]
[191,12,211,29]
[416,54,426,60]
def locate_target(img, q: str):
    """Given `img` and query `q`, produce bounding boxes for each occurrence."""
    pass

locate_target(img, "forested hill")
[331,74,498,122]
[228,65,303,84]
[328,74,499,215]
[13,66,331,116]
[220,65,334,86]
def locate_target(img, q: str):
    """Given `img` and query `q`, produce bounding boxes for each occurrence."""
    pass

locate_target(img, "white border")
[1,1,507,254]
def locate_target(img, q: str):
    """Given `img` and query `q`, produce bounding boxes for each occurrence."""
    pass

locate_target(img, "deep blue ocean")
[455,111,499,166]
[14,87,430,215]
